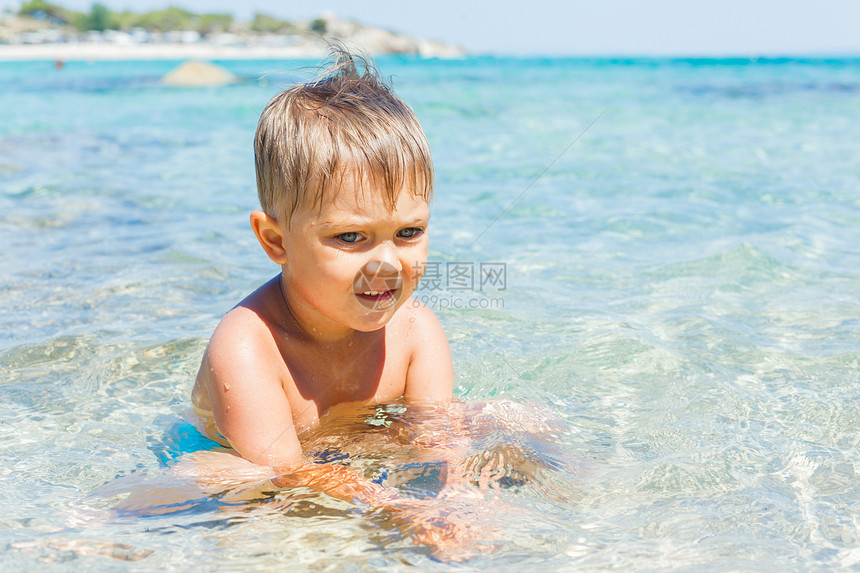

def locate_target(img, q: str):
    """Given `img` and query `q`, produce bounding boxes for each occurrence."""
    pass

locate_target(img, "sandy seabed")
[0,42,330,61]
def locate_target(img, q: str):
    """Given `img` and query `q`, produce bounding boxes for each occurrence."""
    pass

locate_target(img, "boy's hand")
[273,462,495,560]
[272,463,399,506]
[382,496,497,561]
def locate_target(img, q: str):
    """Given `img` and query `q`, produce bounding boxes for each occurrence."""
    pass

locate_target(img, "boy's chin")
[352,298,407,331]
[353,322,388,333]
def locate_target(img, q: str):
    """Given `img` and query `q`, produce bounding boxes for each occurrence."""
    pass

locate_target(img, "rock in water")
[162,61,236,87]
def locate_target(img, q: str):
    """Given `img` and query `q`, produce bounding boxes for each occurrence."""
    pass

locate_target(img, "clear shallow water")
[2,56,859,570]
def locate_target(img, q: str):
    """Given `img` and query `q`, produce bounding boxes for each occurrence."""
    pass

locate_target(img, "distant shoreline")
[1,43,856,63]
[0,42,345,61]
[0,12,466,62]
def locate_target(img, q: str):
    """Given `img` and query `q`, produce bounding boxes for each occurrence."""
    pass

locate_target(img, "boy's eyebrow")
[317,215,430,228]
[317,217,371,227]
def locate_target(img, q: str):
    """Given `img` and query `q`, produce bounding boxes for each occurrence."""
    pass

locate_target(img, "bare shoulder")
[195,276,287,403]
[207,281,282,367]
[392,298,454,403]
[389,298,445,339]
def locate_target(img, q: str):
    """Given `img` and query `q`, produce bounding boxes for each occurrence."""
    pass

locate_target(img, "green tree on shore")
[16,1,244,34]
[18,0,70,25]
[310,18,327,34]
[85,3,110,31]
[251,12,296,34]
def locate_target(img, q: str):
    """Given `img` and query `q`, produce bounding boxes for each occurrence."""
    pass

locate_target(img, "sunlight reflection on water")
[2,56,860,571]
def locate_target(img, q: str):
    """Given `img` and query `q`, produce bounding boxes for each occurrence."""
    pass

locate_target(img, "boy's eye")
[397,227,423,239]
[337,232,361,243]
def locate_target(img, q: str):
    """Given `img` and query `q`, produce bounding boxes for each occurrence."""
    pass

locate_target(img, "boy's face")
[278,174,430,339]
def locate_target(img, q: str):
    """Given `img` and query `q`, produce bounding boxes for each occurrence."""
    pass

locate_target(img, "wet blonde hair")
[254,50,434,223]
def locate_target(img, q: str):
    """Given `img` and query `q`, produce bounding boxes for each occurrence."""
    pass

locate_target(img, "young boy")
[191,52,455,505]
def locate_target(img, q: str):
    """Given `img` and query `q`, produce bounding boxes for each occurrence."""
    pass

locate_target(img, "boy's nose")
[355,260,402,294]
[368,244,403,273]
[364,260,396,275]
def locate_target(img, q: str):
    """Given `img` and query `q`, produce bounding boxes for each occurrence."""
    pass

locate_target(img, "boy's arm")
[403,302,455,403]
[399,301,473,480]
[203,306,304,468]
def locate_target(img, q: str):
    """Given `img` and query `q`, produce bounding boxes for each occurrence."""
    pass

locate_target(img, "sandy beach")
[0,41,335,61]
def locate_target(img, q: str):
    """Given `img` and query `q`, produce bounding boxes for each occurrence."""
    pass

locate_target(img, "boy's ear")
[250,210,288,265]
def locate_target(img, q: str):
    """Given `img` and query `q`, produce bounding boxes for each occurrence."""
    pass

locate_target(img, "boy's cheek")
[411,271,424,293]
[413,258,425,276]
[410,260,427,284]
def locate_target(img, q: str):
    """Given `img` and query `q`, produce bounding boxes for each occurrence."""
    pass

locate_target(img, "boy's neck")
[277,275,359,344]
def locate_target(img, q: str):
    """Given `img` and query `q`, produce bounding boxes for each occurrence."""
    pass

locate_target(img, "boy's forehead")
[323,187,428,218]
[293,183,428,228]
[312,168,427,212]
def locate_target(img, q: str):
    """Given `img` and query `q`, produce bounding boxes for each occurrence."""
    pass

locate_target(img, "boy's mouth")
[353,261,403,310]
[356,289,396,301]
[354,287,399,310]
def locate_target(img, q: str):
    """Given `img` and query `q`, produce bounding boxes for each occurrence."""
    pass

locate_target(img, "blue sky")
[2,0,858,56]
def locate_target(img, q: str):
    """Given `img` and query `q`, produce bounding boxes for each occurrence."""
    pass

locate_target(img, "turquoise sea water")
[2,56,859,570]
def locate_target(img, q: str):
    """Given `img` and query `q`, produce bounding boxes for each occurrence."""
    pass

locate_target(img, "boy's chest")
[278,336,410,427]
